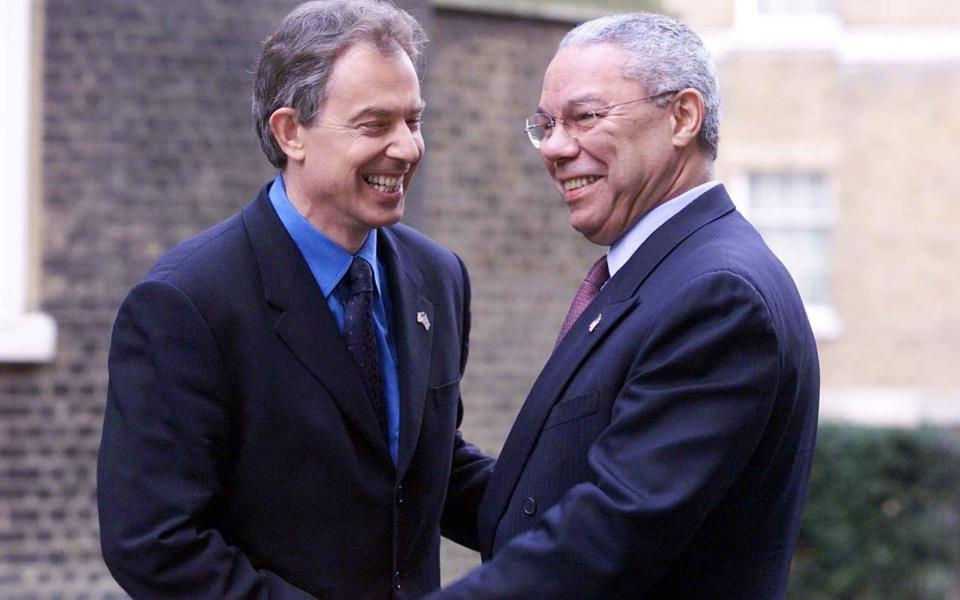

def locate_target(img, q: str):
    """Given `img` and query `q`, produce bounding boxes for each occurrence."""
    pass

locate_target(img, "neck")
[597,154,713,246]
[661,154,715,204]
[281,168,369,254]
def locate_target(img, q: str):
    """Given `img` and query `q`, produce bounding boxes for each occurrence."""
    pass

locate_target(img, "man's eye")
[406,117,422,131]
[358,122,389,133]
[533,114,553,129]
[573,110,599,123]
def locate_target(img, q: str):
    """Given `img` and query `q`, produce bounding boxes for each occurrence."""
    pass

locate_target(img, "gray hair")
[253,0,426,168]
[560,13,721,159]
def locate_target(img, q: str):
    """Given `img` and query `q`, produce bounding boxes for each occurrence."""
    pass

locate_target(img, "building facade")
[1,0,957,595]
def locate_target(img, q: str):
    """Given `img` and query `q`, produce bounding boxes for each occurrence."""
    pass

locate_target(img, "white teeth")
[563,176,601,191]
[363,174,403,193]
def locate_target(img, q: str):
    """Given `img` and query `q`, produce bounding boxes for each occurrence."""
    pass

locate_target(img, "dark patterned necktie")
[342,257,388,440]
[555,255,610,348]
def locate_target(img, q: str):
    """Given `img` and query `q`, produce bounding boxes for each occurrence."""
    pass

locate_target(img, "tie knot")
[347,257,375,295]
[584,255,610,288]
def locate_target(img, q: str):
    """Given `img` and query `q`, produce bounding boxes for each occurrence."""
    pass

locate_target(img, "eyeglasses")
[523,91,679,149]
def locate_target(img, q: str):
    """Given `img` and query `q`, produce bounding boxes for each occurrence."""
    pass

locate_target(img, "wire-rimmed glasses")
[523,90,679,149]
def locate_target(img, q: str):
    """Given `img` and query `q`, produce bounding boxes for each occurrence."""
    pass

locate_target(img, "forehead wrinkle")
[568,93,607,106]
[539,92,609,115]
[347,100,426,122]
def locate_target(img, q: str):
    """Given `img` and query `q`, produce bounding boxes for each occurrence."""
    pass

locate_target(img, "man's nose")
[386,124,423,163]
[539,123,580,163]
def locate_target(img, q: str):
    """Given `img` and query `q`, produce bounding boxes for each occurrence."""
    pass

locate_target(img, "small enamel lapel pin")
[416,311,431,331]
[588,313,602,333]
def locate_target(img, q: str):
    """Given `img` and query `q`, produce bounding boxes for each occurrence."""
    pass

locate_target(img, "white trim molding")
[0,0,56,363]
[0,314,57,363]
[838,28,960,64]
[706,25,960,63]
[702,0,960,63]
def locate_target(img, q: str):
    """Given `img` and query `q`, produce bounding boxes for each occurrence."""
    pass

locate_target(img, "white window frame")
[706,3,960,64]
[0,0,56,363]
[736,0,838,24]
[729,172,842,340]
[725,0,842,52]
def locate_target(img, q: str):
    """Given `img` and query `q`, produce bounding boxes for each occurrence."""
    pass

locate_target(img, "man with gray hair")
[98,1,491,598]
[428,12,819,600]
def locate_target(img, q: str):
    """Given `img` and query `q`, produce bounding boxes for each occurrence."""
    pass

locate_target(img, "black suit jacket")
[98,185,492,599]
[429,185,819,600]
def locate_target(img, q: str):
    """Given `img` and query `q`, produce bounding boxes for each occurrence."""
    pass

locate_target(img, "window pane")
[748,173,834,306]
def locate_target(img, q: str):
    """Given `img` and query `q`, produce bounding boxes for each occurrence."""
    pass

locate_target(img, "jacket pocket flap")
[430,378,461,408]
[543,391,600,430]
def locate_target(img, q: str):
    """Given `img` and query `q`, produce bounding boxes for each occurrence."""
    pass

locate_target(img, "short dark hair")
[252,0,426,168]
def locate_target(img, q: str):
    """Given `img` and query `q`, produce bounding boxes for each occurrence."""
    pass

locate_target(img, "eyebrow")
[349,101,427,122]
[537,94,608,114]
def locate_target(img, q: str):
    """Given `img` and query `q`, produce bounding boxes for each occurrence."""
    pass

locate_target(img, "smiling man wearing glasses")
[428,12,819,600]
[97,1,492,598]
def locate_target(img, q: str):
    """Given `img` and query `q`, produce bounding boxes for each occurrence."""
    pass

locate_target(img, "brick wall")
[421,7,593,467]
[3,0,569,595]
[3,0,351,595]
[420,9,599,580]
[8,0,960,596]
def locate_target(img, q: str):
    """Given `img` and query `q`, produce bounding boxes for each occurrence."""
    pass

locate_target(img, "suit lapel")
[476,294,637,554]
[478,185,737,555]
[242,188,391,463]
[379,228,434,480]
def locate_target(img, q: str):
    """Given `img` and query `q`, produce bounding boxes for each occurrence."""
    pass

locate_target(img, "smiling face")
[283,41,425,252]
[538,43,684,246]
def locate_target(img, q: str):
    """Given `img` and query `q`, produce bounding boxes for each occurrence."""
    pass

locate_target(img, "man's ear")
[269,107,306,163]
[669,88,705,150]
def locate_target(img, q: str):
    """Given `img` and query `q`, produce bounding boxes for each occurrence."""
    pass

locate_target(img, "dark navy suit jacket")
[98,185,492,599]
[429,185,819,600]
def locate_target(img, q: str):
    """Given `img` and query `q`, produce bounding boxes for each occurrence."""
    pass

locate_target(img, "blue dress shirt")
[269,175,401,463]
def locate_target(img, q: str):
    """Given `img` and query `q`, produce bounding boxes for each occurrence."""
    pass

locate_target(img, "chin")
[573,222,614,246]
[368,208,404,230]
[569,214,597,240]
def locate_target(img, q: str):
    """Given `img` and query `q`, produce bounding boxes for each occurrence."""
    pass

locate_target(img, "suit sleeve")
[440,255,495,551]
[428,270,781,599]
[97,280,316,599]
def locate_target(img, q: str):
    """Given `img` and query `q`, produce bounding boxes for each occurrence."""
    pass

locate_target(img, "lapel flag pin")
[417,311,431,331]
[588,313,602,333]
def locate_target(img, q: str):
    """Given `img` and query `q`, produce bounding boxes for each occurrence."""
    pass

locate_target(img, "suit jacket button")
[522,497,537,516]
[396,484,404,505]
[394,569,402,590]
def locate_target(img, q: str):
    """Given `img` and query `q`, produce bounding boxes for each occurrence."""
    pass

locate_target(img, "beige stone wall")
[717,52,841,170]
[661,0,736,29]
[829,62,960,390]
[717,53,960,392]
[666,1,960,402]
[666,0,960,27]
[838,0,960,25]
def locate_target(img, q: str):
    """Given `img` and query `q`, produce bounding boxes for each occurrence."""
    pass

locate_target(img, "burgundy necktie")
[555,255,610,348]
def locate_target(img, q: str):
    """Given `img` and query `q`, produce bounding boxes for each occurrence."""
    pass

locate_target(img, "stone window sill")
[807,303,842,342]
[0,311,57,363]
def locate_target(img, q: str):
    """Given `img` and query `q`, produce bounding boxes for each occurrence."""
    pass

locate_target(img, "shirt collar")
[607,180,720,277]
[268,173,382,297]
